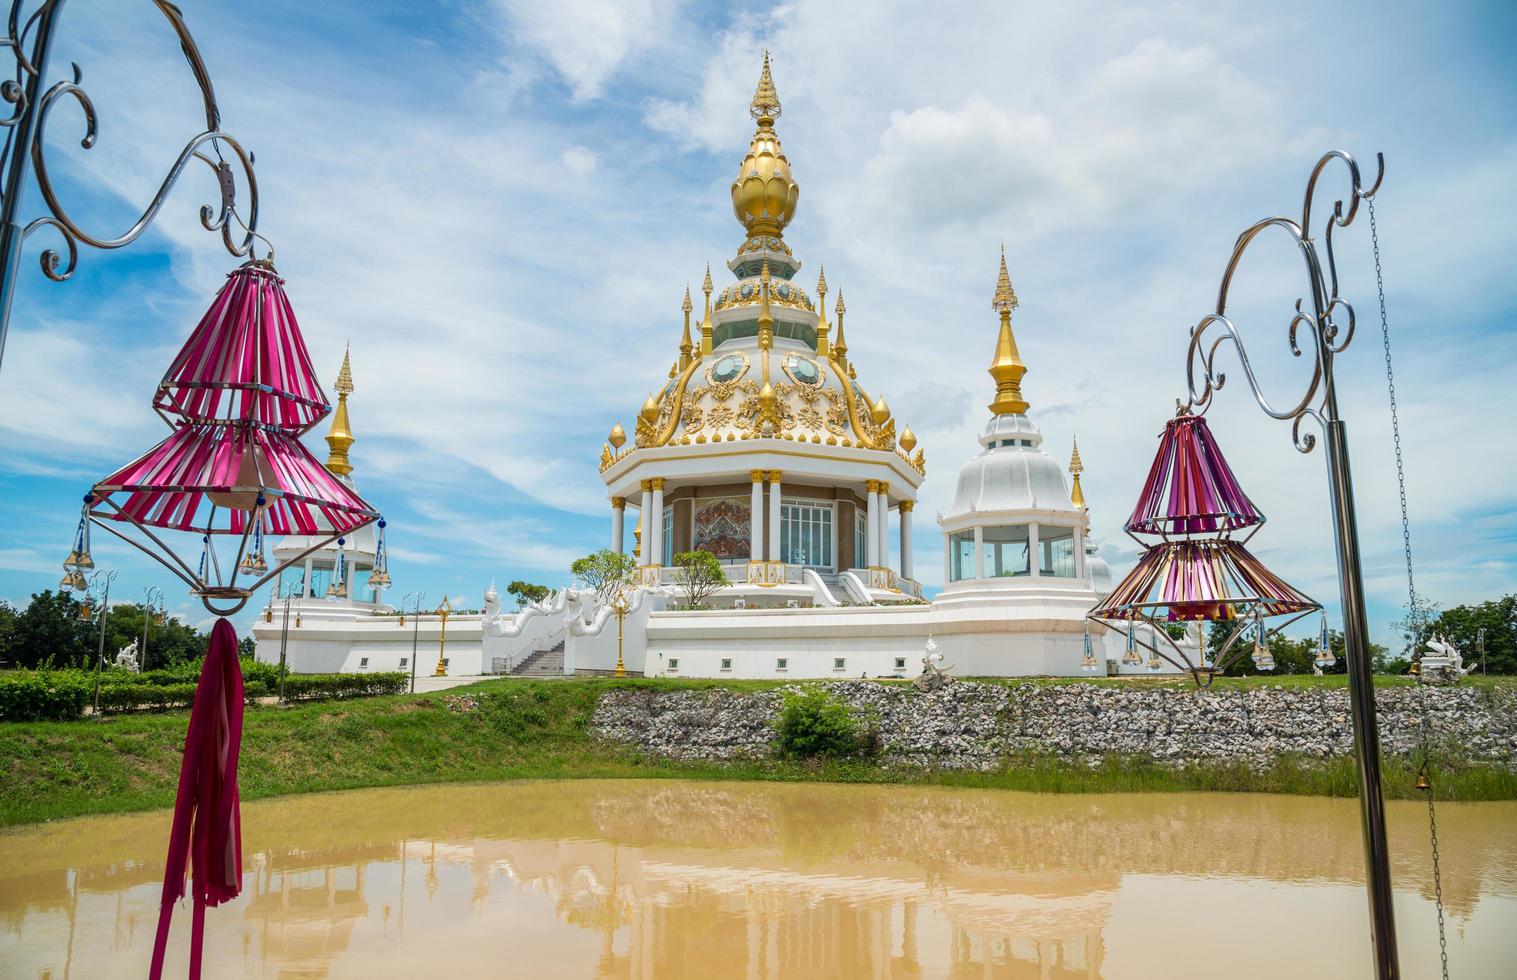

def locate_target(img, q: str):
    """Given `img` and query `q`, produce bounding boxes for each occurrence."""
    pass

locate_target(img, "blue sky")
[0,0,1513,647]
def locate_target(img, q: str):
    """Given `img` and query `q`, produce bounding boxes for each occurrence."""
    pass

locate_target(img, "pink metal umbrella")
[1093,538,1317,623]
[1124,412,1263,539]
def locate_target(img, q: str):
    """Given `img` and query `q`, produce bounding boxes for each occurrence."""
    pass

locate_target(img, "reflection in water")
[2,781,1515,978]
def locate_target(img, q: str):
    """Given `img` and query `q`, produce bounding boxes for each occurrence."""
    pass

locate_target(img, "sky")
[0,0,1512,648]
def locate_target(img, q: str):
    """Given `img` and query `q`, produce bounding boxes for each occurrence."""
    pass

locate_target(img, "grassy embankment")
[3,675,1514,827]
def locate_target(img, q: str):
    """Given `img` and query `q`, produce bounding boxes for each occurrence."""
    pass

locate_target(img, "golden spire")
[700,263,714,355]
[608,422,626,449]
[833,290,848,364]
[1069,436,1086,510]
[988,244,1029,416]
[732,53,798,240]
[750,49,781,122]
[814,266,830,357]
[324,346,355,476]
[757,258,774,350]
[679,284,694,368]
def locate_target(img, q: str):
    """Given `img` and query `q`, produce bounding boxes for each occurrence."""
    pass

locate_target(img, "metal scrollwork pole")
[0,0,264,377]
[1181,150,1399,978]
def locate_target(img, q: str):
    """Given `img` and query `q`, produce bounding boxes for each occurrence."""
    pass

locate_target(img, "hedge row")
[0,670,405,721]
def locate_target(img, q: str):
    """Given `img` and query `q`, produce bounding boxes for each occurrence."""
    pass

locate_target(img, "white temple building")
[254,57,1188,680]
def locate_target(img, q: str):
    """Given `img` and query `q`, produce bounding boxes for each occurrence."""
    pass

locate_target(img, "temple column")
[649,478,665,567]
[766,470,783,562]
[638,480,653,564]
[750,470,766,563]
[865,480,880,566]
[899,501,914,581]
[1028,522,1041,576]
[973,526,985,579]
[877,482,891,571]
[611,497,625,554]
[1074,525,1086,580]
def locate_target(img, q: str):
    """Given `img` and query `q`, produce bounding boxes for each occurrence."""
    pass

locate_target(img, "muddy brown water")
[1,780,1514,978]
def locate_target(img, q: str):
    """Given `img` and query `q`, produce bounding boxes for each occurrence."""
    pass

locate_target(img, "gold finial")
[325,346,355,476]
[814,266,830,356]
[641,393,660,423]
[732,52,798,240]
[750,49,781,122]
[871,395,890,425]
[833,290,848,363]
[900,426,917,452]
[700,263,714,356]
[757,258,774,350]
[987,246,1029,416]
[1069,436,1086,510]
[679,284,694,367]
[608,422,626,449]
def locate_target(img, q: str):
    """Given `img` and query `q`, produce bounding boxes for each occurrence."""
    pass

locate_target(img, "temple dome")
[943,414,1075,519]
[731,52,799,240]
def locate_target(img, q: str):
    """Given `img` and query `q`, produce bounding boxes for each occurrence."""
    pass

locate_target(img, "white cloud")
[491,0,680,101]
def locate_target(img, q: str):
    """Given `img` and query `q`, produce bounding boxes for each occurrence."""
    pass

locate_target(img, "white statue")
[913,634,953,692]
[1420,634,1473,683]
[114,640,141,673]
[483,580,501,621]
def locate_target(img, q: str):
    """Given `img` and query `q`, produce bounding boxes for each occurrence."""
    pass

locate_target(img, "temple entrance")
[780,499,834,570]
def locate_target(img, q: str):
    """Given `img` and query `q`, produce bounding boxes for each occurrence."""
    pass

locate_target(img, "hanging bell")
[1409,659,1420,676]
[1414,767,1431,792]
[79,599,93,622]
[1122,621,1142,666]
[58,570,75,590]
[264,604,274,623]
[1146,653,1163,673]
[397,612,405,627]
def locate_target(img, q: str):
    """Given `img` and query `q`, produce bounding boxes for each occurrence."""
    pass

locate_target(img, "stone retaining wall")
[589,681,1517,769]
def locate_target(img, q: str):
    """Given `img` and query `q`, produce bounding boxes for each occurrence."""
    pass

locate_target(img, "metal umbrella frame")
[1089,536,1319,684]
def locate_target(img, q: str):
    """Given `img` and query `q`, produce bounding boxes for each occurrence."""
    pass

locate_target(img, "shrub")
[96,683,197,714]
[0,672,90,721]
[775,688,863,759]
[279,672,408,702]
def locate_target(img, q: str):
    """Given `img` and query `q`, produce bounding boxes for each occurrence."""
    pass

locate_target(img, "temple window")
[776,657,788,671]
[661,505,674,566]
[855,510,868,570]
[780,499,834,569]
[833,657,846,671]
[950,531,976,581]
[982,525,1030,577]
[1039,525,1077,577]
[720,658,732,671]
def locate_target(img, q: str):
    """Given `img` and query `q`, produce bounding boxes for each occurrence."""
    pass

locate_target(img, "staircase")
[509,642,565,677]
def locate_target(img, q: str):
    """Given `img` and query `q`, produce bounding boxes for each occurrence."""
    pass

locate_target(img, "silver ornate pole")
[1182,150,1398,978]
[0,0,262,376]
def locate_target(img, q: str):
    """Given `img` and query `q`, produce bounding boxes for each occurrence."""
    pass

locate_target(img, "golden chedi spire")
[700,263,714,355]
[1069,436,1086,510]
[833,290,848,364]
[988,244,1029,416]
[732,52,799,241]
[325,345,356,476]
[757,258,775,350]
[814,265,830,357]
[679,284,694,368]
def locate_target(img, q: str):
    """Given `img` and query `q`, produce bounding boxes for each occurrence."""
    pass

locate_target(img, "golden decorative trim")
[612,496,625,510]
[767,469,782,481]
[899,500,914,513]
[640,480,653,492]
[650,477,665,490]
[866,479,879,493]
[750,469,766,483]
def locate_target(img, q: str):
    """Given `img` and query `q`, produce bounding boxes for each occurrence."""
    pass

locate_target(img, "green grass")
[2,676,1513,827]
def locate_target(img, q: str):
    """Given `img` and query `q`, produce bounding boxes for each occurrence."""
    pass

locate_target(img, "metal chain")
[1372,197,1450,980]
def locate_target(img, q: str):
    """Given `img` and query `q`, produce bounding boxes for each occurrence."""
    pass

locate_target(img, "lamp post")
[0,0,264,380]
[1477,627,1486,677]
[276,582,300,703]
[140,585,163,672]
[79,568,117,714]
[433,596,451,678]
[1180,150,1398,978]
[611,587,630,678]
[402,591,425,693]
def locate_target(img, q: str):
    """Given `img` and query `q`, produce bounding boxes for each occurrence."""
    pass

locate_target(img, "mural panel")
[693,496,752,560]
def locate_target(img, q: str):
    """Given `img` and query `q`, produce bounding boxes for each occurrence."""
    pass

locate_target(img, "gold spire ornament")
[814,266,830,356]
[640,393,660,423]
[757,259,775,350]
[899,426,917,452]
[1069,436,1087,510]
[987,245,1029,416]
[608,422,626,449]
[871,395,890,425]
[679,284,694,368]
[732,52,799,241]
[700,263,714,355]
[833,290,848,364]
[325,346,356,476]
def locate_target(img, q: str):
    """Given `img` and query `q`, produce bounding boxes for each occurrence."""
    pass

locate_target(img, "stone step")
[510,642,566,677]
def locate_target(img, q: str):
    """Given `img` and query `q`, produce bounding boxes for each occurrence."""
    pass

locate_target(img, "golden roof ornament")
[679,284,694,367]
[732,52,798,241]
[814,266,830,356]
[700,263,714,355]
[899,426,917,452]
[757,258,775,350]
[324,345,355,476]
[641,393,660,423]
[1069,436,1087,510]
[871,395,890,425]
[987,244,1030,416]
[833,290,848,363]
[608,422,626,449]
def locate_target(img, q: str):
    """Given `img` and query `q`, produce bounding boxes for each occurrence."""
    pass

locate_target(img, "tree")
[1430,594,1516,674]
[507,580,552,609]
[671,550,727,609]
[0,600,17,665]
[8,590,93,669]
[569,549,636,603]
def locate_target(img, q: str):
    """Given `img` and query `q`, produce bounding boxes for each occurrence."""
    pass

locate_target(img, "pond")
[1,781,1514,978]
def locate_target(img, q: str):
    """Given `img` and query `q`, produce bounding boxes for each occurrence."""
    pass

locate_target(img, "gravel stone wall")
[589,681,1517,770]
